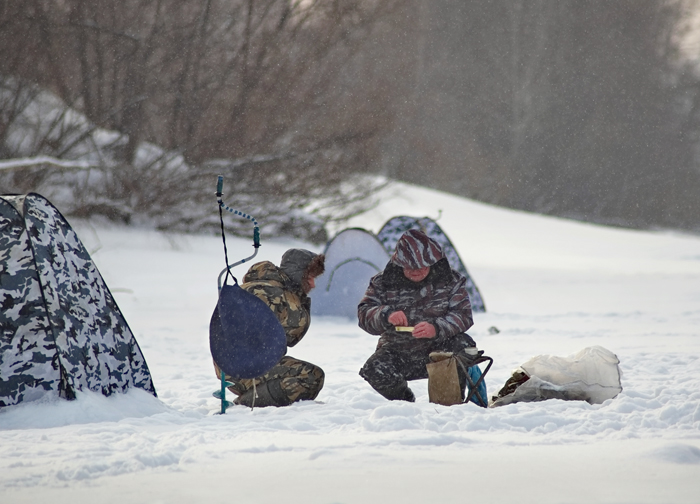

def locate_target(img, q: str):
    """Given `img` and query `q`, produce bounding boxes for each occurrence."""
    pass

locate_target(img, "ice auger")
[210,176,286,414]
[215,175,260,291]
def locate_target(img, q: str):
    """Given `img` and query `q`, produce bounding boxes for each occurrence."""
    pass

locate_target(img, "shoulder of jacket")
[441,270,468,294]
[243,261,287,287]
[370,269,386,282]
[450,269,467,284]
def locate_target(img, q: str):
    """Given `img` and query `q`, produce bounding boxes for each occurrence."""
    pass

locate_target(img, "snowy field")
[1,181,699,504]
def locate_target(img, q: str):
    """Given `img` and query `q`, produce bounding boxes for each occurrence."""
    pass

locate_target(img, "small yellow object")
[395,326,415,332]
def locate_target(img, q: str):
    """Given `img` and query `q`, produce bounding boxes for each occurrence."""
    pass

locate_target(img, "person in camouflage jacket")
[214,249,325,407]
[358,229,477,401]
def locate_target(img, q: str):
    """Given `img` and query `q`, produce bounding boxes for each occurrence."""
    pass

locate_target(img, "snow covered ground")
[1,181,699,504]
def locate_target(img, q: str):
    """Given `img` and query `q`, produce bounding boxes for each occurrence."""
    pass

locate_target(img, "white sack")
[491,346,622,407]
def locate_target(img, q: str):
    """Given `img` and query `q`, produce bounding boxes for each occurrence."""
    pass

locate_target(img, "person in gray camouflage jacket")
[358,229,477,401]
[214,249,325,407]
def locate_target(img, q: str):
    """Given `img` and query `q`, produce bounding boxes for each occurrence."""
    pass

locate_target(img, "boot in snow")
[377,382,416,402]
[234,379,292,408]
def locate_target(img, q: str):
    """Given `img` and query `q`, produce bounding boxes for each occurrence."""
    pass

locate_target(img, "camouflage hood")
[391,229,445,269]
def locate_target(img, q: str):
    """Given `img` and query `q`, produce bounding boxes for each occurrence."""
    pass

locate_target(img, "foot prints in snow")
[1,181,699,504]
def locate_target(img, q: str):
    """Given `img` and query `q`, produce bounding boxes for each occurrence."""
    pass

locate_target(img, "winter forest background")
[1,0,700,237]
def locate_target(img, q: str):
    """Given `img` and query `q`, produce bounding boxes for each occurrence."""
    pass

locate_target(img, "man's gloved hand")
[388,311,408,326]
[413,322,436,339]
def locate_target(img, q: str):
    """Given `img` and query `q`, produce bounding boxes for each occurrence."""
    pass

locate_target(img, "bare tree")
[0,0,401,240]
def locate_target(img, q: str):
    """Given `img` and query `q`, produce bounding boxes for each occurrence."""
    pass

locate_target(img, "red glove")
[388,311,408,326]
[412,322,436,339]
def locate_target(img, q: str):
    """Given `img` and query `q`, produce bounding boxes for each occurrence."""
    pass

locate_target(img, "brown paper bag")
[427,352,462,406]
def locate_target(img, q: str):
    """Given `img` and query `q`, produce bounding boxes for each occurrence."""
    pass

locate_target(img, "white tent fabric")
[490,346,622,406]
[311,228,390,319]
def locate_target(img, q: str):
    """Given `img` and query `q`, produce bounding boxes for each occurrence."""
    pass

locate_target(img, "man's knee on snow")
[281,361,325,402]
[359,361,414,401]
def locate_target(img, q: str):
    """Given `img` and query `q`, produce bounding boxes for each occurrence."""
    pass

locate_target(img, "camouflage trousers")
[214,355,325,404]
[359,332,477,399]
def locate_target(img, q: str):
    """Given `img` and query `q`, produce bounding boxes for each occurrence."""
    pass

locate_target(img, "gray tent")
[311,228,390,319]
[0,193,156,408]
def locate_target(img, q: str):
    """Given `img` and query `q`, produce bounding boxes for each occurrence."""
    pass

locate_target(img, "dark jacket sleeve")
[432,274,473,338]
[357,273,393,335]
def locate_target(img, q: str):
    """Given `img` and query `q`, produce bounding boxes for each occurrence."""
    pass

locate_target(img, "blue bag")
[209,282,287,379]
[467,365,488,407]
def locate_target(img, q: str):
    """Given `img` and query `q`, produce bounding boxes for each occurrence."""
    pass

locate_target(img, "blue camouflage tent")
[0,193,156,408]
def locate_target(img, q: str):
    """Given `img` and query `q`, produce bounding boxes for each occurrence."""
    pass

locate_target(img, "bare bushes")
[0,0,399,241]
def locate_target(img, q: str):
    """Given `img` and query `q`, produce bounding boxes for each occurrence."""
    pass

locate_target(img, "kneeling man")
[358,229,478,402]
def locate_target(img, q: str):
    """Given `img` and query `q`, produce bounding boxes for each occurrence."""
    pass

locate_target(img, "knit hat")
[390,229,444,269]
